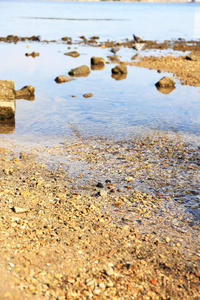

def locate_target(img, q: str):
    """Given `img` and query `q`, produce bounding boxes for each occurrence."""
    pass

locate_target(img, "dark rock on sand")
[155,76,176,88]
[111,64,127,74]
[55,75,75,84]
[64,51,80,58]
[96,182,104,188]
[15,86,35,100]
[68,65,90,77]
[91,57,106,66]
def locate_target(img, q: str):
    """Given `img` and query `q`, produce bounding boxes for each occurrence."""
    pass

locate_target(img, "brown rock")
[55,75,75,83]
[111,64,127,74]
[64,51,80,58]
[91,56,106,66]
[25,52,39,58]
[68,65,90,77]
[155,76,176,88]
[15,86,35,100]
[83,93,93,98]
[0,80,15,120]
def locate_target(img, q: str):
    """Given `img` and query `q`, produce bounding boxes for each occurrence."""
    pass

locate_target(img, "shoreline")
[0,132,199,299]
[0,35,200,298]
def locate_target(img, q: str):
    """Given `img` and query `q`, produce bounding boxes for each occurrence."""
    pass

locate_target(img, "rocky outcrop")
[0,80,15,120]
[15,86,35,100]
[68,65,90,77]
[111,64,127,74]
[155,76,175,88]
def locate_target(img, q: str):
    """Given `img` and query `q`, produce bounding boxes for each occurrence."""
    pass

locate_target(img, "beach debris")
[111,64,127,75]
[68,65,90,77]
[55,75,75,83]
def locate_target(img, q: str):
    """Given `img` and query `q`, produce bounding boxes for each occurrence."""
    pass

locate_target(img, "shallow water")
[0,1,200,224]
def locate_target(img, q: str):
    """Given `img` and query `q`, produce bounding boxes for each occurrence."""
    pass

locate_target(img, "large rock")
[0,80,15,120]
[15,86,35,100]
[155,76,175,88]
[68,65,90,77]
[111,64,127,74]
[91,57,106,66]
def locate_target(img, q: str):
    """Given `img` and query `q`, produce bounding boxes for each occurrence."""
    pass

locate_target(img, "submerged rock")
[55,75,75,83]
[68,65,90,77]
[64,51,80,58]
[111,64,127,74]
[155,76,175,88]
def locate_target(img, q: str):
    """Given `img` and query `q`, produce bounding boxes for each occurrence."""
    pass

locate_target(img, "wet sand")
[0,134,200,299]
[0,36,200,299]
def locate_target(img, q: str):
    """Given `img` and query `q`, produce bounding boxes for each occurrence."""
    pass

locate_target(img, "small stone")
[68,65,90,77]
[12,206,29,213]
[91,57,105,66]
[155,76,175,88]
[55,75,75,83]
[96,182,104,188]
[83,93,93,98]
[64,51,80,58]
[165,237,170,243]
[111,64,127,74]
[93,288,101,295]
[105,267,114,276]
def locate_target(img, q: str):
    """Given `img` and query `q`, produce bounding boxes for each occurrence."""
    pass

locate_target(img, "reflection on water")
[156,86,176,95]
[0,119,15,134]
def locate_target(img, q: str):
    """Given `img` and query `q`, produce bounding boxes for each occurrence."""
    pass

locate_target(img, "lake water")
[0,1,200,226]
[0,0,200,145]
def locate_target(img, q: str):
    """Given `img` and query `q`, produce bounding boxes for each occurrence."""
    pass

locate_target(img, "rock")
[155,76,175,88]
[68,65,90,77]
[25,52,39,57]
[55,75,75,84]
[111,64,127,74]
[12,206,29,213]
[83,93,93,98]
[0,80,15,120]
[91,57,106,66]
[15,86,35,100]
[105,267,114,276]
[96,182,104,188]
[64,51,80,58]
